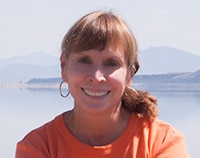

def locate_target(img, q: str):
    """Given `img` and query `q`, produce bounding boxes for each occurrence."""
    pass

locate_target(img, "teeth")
[83,89,108,97]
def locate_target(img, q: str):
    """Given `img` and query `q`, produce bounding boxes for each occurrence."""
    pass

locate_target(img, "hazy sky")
[1,0,200,59]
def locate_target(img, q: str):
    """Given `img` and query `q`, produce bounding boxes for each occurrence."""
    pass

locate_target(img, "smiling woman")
[64,48,129,114]
[15,10,190,158]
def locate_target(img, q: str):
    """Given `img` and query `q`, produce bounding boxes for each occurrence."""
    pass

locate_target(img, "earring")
[59,81,70,98]
[131,88,139,96]
[124,87,139,96]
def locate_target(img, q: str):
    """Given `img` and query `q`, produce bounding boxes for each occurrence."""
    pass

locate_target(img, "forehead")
[72,46,125,59]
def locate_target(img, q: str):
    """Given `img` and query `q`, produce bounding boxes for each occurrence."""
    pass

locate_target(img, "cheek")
[67,64,87,84]
[109,68,129,87]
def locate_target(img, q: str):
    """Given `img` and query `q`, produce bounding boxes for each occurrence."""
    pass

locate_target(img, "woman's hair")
[122,88,159,122]
[61,10,159,121]
[61,10,139,72]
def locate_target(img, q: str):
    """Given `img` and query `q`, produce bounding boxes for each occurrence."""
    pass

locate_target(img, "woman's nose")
[88,66,106,83]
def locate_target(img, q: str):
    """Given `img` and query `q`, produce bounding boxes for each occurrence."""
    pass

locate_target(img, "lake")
[0,87,199,157]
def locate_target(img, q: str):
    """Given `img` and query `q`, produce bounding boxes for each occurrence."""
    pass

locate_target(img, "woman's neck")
[64,105,131,146]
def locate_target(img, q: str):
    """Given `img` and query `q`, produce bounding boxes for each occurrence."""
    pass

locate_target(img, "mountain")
[133,69,200,92]
[0,47,200,83]
[0,53,60,83]
[27,77,62,84]
[138,47,200,74]
[0,52,59,68]
[134,69,200,83]
[0,63,60,82]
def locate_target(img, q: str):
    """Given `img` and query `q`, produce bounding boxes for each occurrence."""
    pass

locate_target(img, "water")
[152,91,200,158]
[0,88,199,157]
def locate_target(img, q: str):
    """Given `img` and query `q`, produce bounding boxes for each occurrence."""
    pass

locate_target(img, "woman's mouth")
[82,88,110,97]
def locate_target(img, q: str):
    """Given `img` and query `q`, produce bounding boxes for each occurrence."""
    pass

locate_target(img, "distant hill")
[134,69,200,83]
[0,63,60,82]
[0,47,200,83]
[133,69,200,92]
[0,53,60,82]
[27,77,62,84]
[0,52,59,68]
[138,47,200,74]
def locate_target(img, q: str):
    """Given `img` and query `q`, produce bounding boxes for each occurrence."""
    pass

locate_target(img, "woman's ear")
[126,69,133,87]
[60,52,68,82]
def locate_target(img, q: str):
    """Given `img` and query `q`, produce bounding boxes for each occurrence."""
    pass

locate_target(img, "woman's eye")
[78,57,92,64]
[105,60,119,67]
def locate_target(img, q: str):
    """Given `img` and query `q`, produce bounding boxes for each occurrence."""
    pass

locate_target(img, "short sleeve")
[15,129,49,158]
[155,124,190,158]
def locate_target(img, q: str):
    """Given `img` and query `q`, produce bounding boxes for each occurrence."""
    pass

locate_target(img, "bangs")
[62,11,126,54]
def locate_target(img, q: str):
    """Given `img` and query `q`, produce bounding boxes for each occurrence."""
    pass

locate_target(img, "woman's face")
[61,47,132,114]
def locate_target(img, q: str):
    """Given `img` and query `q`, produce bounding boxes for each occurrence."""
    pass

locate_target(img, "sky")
[1,0,200,59]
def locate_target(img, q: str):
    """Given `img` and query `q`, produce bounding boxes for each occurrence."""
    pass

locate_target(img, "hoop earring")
[131,88,139,95]
[59,81,70,98]
[124,87,139,96]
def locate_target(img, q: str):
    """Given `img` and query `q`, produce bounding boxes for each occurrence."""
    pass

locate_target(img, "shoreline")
[1,82,200,92]
[0,82,59,89]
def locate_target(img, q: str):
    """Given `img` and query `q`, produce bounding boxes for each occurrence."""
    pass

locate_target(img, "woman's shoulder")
[18,113,65,144]
[146,117,186,150]
[16,113,66,157]
[148,118,190,157]
[129,113,184,139]
[129,114,189,157]
[151,118,183,136]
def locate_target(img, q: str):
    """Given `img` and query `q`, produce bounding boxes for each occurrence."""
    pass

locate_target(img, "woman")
[16,10,190,157]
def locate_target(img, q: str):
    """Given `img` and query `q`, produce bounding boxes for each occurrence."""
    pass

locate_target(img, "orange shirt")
[16,113,190,158]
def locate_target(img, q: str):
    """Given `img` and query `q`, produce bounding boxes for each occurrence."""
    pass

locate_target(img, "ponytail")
[122,88,159,122]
